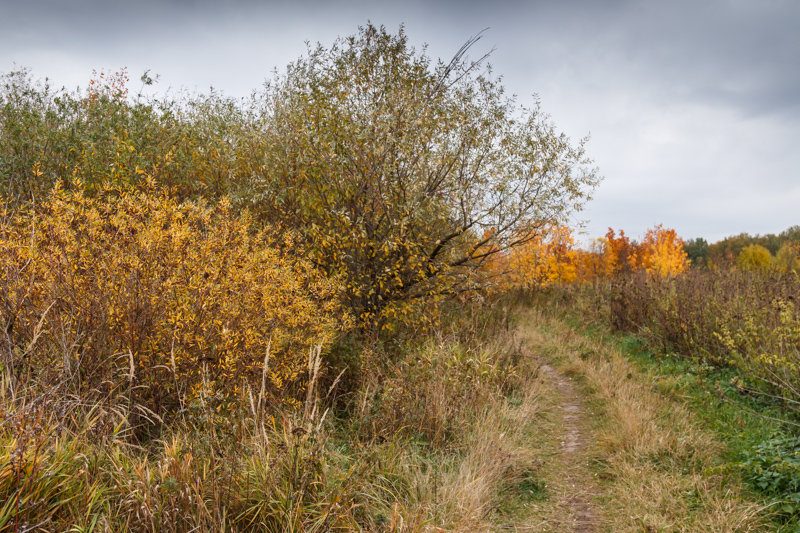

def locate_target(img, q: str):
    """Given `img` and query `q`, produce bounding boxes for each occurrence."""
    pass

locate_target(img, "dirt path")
[536,360,599,532]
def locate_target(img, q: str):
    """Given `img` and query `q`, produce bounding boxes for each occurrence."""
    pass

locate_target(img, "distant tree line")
[684,226,800,272]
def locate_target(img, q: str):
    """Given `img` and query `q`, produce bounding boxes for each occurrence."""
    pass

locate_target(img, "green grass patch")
[493,470,549,524]
[513,472,548,502]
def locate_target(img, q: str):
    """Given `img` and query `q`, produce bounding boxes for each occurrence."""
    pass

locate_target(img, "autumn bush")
[737,244,773,273]
[236,24,599,327]
[775,242,800,273]
[0,181,345,421]
[1,69,248,204]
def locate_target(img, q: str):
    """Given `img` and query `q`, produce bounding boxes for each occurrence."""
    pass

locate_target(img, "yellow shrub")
[737,244,773,273]
[0,181,346,415]
[715,298,800,403]
[775,242,800,273]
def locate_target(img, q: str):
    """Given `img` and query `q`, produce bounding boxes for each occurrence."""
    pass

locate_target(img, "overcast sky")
[2,0,798,243]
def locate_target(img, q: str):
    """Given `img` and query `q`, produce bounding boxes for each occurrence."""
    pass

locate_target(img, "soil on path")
[536,361,598,532]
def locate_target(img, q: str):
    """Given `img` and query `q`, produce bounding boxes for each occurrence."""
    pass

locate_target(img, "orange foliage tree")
[511,225,578,288]
[638,225,690,276]
[599,228,640,276]
[572,228,639,282]
[489,224,579,289]
[577,225,688,279]
[503,224,689,287]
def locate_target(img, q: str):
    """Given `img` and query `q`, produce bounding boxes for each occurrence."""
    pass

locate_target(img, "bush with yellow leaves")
[0,181,346,420]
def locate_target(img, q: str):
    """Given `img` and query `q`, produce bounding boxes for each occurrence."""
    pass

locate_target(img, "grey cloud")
[1,0,798,242]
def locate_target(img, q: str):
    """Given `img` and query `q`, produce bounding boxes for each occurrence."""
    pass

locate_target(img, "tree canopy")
[243,24,600,324]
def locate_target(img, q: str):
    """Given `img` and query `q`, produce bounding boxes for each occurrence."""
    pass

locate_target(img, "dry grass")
[436,386,542,530]
[517,307,769,532]
[2,274,773,531]
[0,300,550,531]
[353,309,547,532]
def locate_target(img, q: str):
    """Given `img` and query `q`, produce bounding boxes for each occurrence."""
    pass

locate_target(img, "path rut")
[537,361,598,532]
